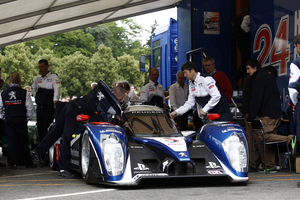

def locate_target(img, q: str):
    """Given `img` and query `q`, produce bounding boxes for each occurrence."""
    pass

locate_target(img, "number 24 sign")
[253,14,290,76]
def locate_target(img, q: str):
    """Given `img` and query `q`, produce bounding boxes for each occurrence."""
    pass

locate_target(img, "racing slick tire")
[49,144,59,170]
[81,129,91,184]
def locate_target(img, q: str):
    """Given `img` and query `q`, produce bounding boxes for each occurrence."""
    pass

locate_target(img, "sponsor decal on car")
[132,173,168,181]
[206,162,221,169]
[152,138,187,151]
[222,128,243,133]
[131,111,163,114]
[134,163,149,171]
[192,144,205,148]
[55,143,60,161]
[178,152,188,157]
[207,170,223,174]
[70,148,79,157]
[70,159,79,166]
[130,146,143,149]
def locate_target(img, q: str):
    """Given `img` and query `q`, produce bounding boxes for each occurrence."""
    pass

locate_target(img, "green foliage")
[146,20,159,48]
[25,37,55,55]
[59,52,92,97]
[106,19,149,60]
[52,30,95,58]
[117,54,145,89]
[84,24,113,51]
[91,44,122,87]
[0,43,35,89]
[25,30,96,58]
[0,18,157,96]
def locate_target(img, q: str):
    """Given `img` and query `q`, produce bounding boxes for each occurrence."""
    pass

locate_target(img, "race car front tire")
[81,129,91,183]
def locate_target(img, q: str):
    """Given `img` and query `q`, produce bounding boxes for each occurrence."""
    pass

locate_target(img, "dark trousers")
[35,102,79,170]
[295,104,300,145]
[243,114,260,168]
[37,105,55,143]
[5,117,32,166]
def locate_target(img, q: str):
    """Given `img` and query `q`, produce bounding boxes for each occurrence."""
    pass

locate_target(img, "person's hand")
[53,100,58,107]
[170,111,177,119]
[199,110,206,117]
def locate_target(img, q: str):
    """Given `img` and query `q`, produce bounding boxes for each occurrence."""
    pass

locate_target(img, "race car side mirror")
[207,113,220,121]
[77,114,90,122]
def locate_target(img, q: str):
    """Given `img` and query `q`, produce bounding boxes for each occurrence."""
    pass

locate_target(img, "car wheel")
[81,129,91,183]
[49,145,59,170]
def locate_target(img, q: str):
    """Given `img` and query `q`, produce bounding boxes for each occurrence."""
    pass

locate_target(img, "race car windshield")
[125,113,181,137]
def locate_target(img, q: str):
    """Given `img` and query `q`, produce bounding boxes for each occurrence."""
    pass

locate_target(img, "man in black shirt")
[246,59,294,172]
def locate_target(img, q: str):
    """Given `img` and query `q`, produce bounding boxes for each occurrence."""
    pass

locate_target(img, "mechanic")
[288,33,300,150]
[170,61,232,121]
[32,59,60,146]
[31,81,122,178]
[203,56,233,103]
[140,68,167,109]
[246,59,295,173]
[0,73,36,169]
[169,71,189,130]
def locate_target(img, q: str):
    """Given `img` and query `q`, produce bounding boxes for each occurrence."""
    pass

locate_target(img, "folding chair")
[251,119,291,173]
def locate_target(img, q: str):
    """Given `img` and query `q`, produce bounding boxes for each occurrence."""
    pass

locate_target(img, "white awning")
[0,0,181,47]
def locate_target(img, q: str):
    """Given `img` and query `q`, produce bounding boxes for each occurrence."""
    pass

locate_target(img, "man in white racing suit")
[170,61,232,121]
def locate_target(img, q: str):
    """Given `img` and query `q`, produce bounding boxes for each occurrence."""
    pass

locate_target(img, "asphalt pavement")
[1,156,300,200]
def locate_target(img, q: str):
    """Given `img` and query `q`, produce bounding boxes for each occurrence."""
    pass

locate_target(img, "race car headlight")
[222,134,247,172]
[102,136,124,176]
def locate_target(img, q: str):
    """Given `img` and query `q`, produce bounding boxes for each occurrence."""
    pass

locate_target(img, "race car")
[48,81,249,185]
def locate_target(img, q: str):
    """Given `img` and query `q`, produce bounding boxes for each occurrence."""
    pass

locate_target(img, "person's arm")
[169,85,178,110]
[139,85,148,102]
[25,91,34,121]
[32,77,37,98]
[288,62,300,105]
[53,74,60,106]
[202,77,221,113]
[241,14,250,33]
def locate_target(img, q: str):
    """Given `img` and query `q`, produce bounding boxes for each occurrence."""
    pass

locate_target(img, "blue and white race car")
[48,81,249,185]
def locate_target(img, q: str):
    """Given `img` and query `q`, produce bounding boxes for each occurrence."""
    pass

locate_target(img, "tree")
[90,44,122,87]
[52,30,96,58]
[146,20,159,48]
[106,19,147,59]
[25,30,96,58]
[117,54,145,89]
[25,37,55,55]
[84,24,112,51]
[0,43,36,89]
[59,52,92,97]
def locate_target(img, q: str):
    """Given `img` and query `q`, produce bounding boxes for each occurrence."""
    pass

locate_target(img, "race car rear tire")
[49,145,59,170]
[81,129,91,183]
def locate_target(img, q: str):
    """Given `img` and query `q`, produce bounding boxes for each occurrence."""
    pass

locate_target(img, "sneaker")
[30,150,44,168]
[291,136,298,155]
[58,170,77,179]
[258,168,277,173]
